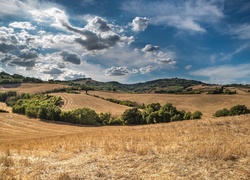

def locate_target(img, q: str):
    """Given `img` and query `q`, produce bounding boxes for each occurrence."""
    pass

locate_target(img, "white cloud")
[220,44,249,61]
[185,65,192,70]
[139,65,157,74]
[9,22,36,30]
[142,44,160,52]
[190,64,250,84]
[123,0,224,32]
[230,23,250,39]
[131,17,150,31]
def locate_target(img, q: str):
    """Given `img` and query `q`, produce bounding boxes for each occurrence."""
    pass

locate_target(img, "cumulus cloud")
[9,22,36,30]
[190,64,250,84]
[142,44,160,52]
[131,17,150,31]
[139,65,157,74]
[104,66,137,76]
[60,51,81,65]
[19,49,38,59]
[61,17,127,51]
[123,0,224,32]
[86,16,111,32]
[0,43,16,53]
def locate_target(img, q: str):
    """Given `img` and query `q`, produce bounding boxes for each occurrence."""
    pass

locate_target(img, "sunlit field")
[0,105,249,179]
[0,85,250,179]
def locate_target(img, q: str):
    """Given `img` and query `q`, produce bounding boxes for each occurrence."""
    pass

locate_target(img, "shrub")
[122,108,143,125]
[108,118,124,125]
[99,112,111,125]
[183,111,192,120]
[229,104,250,116]
[214,108,230,117]
[192,111,203,119]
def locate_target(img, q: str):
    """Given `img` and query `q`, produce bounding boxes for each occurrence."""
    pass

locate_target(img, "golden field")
[0,84,250,179]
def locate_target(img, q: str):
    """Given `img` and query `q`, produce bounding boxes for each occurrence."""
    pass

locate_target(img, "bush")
[214,105,250,117]
[229,104,249,116]
[122,108,143,125]
[99,112,111,125]
[108,118,124,125]
[192,111,203,119]
[214,108,230,117]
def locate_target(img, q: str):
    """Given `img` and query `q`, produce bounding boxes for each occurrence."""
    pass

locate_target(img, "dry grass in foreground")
[0,115,249,179]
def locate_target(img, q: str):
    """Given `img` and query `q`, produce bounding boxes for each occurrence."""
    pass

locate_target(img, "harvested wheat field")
[0,101,249,180]
[0,83,68,94]
[51,92,129,117]
[89,91,250,118]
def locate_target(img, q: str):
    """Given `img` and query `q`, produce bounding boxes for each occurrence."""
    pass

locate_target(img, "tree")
[122,108,143,125]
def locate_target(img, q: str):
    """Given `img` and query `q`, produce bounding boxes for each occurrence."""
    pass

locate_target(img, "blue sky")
[0,0,250,84]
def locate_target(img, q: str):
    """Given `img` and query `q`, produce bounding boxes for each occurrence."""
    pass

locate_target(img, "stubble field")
[0,84,250,179]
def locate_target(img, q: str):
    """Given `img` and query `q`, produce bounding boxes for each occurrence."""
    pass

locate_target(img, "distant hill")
[0,71,42,84]
[73,77,207,93]
[1,71,249,94]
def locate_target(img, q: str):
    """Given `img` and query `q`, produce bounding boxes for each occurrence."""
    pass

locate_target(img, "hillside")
[0,105,249,179]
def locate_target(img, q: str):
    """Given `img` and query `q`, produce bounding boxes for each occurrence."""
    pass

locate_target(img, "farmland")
[0,83,250,179]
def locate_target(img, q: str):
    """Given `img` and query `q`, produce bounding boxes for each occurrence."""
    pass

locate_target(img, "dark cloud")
[9,58,36,67]
[142,44,160,52]
[42,68,63,75]
[60,50,81,64]
[0,43,16,53]
[19,49,38,59]
[62,22,120,51]
[0,54,15,63]
[104,66,130,76]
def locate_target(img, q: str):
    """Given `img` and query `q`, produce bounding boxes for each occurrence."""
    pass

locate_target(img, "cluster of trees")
[214,104,250,117]
[12,94,62,120]
[2,91,203,126]
[121,103,202,125]
[208,87,236,94]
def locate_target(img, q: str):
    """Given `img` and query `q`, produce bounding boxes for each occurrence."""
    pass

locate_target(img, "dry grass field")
[51,92,129,117]
[0,84,250,179]
[89,91,250,118]
[0,105,249,179]
[0,83,67,94]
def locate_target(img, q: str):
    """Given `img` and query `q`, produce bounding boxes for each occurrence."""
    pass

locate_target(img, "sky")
[0,0,250,84]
